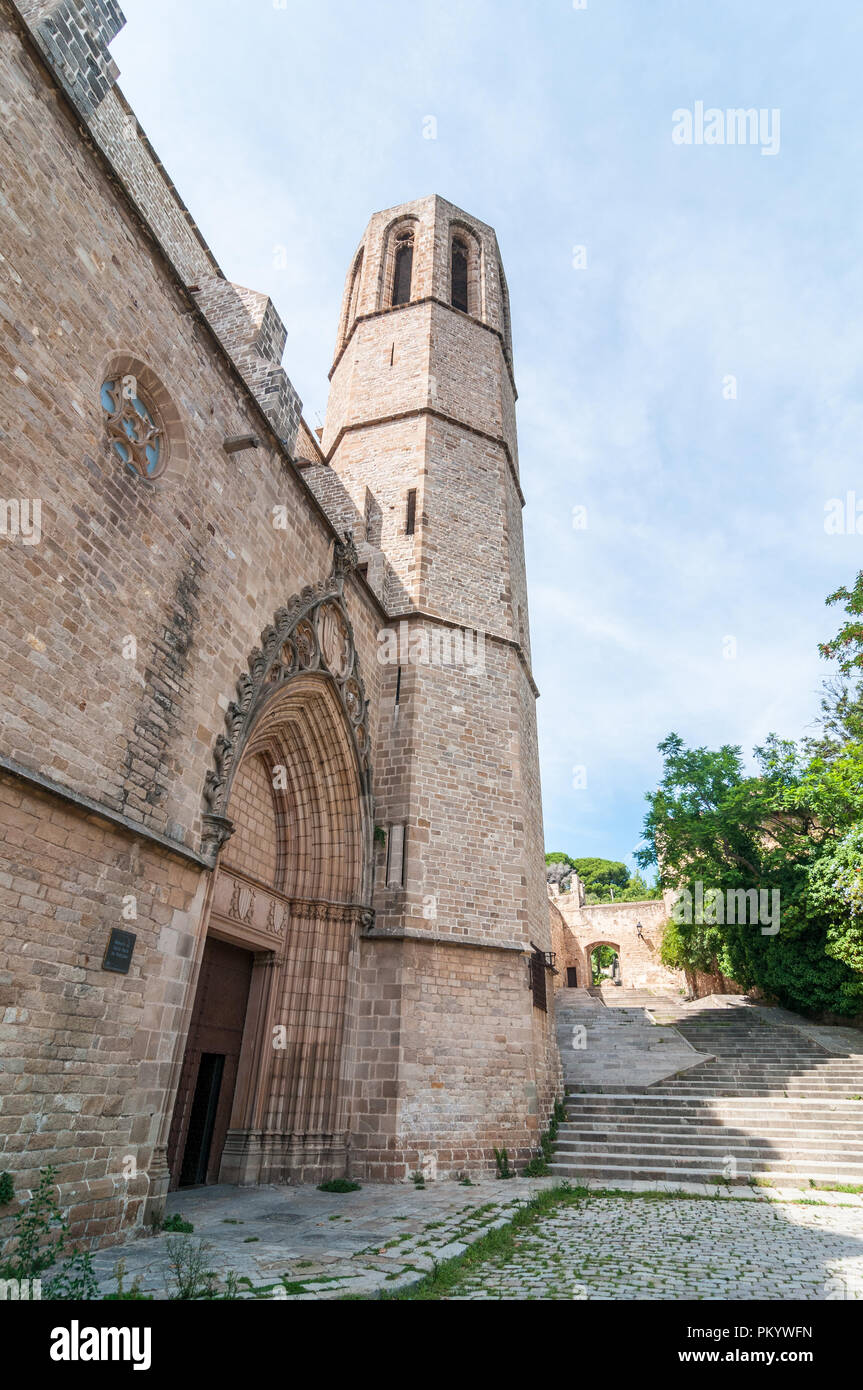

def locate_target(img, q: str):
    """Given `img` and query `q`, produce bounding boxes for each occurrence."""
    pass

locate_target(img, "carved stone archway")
[200,533,372,876]
[166,537,377,1188]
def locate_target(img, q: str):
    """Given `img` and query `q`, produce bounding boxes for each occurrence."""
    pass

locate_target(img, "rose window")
[101,375,164,479]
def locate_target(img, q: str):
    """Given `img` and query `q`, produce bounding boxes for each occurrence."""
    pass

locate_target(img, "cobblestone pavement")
[76,1179,863,1300]
[441,1194,863,1301]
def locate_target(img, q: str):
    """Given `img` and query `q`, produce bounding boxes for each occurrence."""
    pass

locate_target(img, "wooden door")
[167,937,253,1189]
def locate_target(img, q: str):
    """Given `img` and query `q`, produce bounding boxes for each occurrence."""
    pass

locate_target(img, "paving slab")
[749,1003,863,1058]
[557,995,712,1089]
[78,1178,555,1300]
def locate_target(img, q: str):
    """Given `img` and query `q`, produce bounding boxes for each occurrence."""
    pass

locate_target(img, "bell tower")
[323,196,559,1177]
[323,196,526,641]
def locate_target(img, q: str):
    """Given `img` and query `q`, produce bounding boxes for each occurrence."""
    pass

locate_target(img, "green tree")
[637,731,863,1015]
[590,944,618,984]
[808,570,863,759]
[571,857,630,894]
[544,852,661,901]
[805,825,863,988]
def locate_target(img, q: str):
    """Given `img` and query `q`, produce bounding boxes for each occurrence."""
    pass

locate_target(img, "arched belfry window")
[391,229,414,306]
[339,249,364,350]
[347,251,363,328]
[498,261,513,364]
[451,237,469,313]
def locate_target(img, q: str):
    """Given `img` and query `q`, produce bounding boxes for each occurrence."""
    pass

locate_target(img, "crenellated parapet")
[16,0,125,114]
[192,277,301,452]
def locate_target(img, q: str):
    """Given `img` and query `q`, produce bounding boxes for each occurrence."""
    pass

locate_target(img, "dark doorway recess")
[566,967,578,988]
[167,937,253,1189]
[180,1053,224,1187]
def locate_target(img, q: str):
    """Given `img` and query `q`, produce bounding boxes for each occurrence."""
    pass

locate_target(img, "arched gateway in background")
[588,942,622,987]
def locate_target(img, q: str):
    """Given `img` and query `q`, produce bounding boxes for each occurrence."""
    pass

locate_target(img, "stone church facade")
[0,1,559,1247]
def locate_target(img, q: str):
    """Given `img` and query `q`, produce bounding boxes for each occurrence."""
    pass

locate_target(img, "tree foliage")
[544,852,661,902]
[638,573,863,1017]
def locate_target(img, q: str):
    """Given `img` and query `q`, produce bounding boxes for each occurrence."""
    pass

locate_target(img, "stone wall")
[685,966,745,1000]
[0,773,208,1246]
[0,4,382,1242]
[0,1,560,1245]
[549,886,686,995]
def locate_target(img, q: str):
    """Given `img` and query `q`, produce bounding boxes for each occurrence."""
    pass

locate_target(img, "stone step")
[661,1070,863,1079]
[554,1137,863,1160]
[558,1106,863,1128]
[548,1160,863,1187]
[558,1124,863,1144]
[551,1150,863,1175]
[572,1075,863,1087]
[558,1112,863,1134]
[651,1085,863,1096]
[558,1095,861,1106]
[662,1051,863,1060]
[553,990,863,1193]
[565,1097,863,1107]
[565,1097,863,1108]
[567,1085,863,1098]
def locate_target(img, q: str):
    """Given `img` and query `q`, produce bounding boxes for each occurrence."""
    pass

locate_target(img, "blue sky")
[114,0,863,877]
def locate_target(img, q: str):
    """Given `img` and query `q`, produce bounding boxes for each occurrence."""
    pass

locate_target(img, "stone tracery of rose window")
[101,375,164,478]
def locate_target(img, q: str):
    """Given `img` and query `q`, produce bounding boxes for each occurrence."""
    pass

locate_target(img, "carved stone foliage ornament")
[201,535,371,864]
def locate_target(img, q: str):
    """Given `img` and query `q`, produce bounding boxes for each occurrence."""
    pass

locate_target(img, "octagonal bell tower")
[323,196,525,638]
[322,196,559,1179]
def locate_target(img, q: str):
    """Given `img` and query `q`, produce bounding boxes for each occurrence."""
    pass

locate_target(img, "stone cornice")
[325,406,526,508]
[0,754,209,869]
[385,608,539,698]
[329,296,518,401]
[363,926,528,955]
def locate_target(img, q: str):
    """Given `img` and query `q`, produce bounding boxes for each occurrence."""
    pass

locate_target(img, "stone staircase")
[552,990,863,1188]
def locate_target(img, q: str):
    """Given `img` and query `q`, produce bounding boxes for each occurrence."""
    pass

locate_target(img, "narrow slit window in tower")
[386,823,406,888]
[405,488,417,535]
[451,238,469,312]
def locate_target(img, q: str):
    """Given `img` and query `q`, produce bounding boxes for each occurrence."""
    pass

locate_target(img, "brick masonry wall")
[317,420,424,613]
[347,938,559,1180]
[422,416,515,636]
[221,754,279,889]
[0,773,208,1247]
[368,635,539,946]
[0,12,383,1235]
[685,966,745,1000]
[0,16,361,849]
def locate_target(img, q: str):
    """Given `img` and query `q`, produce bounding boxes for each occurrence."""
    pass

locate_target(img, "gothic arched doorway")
[168,580,373,1189]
